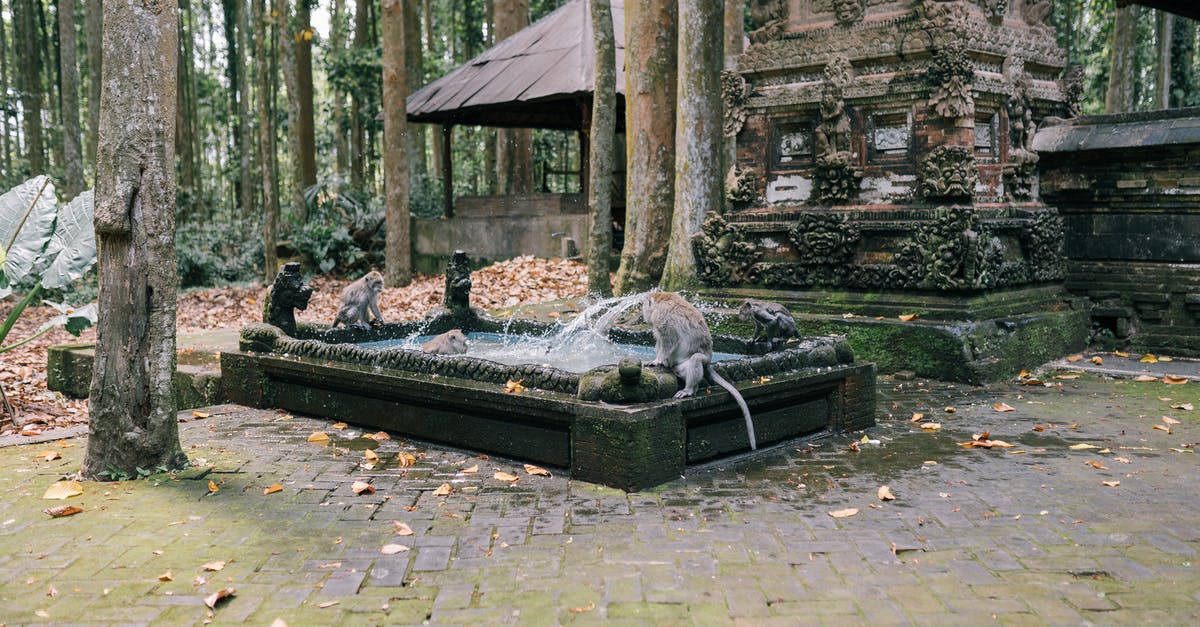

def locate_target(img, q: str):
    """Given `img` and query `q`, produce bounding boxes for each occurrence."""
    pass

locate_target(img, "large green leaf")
[40,190,96,290]
[0,176,58,284]
[38,301,97,337]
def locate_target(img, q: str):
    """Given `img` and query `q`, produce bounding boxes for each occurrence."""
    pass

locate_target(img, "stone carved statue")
[927,41,975,119]
[1062,64,1084,119]
[815,92,851,159]
[263,262,314,336]
[1005,56,1039,199]
[722,70,751,137]
[444,250,473,316]
[725,165,758,205]
[919,146,978,200]
[832,0,865,26]
[748,0,787,45]
[975,0,1008,21]
[1021,0,1051,28]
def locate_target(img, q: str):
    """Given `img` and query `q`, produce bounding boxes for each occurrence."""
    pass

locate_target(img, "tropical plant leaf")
[40,190,96,289]
[0,176,58,284]
[37,302,97,337]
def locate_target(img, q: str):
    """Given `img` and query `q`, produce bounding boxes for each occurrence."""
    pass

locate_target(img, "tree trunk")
[176,0,198,200]
[425,0,442,181]
[1171,16,1196,108]
[58,0,85,198]
[405,0,425,181]
[613,0,676,294]
[39,0,62,174]
[296,3,317,188]
[14,0,44,174]
[276,0,306,221]
[661,0,721,291]
[722,0,743,209]
[494,0,531,194]
[236,0,254,217]
[1105,4,1138,113]
[382,0,411,287]
[1153,11,1173,110]
[256,0,280,281]
[586,0,615,297]
[330,0,349,174]
[1,0,11,181]
[85,0,101,169]
[350,0,369,189]
[84,0,187,479]
[221,0,243,211]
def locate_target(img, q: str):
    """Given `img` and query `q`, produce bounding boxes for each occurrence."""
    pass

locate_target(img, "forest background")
[0,0,1197,296]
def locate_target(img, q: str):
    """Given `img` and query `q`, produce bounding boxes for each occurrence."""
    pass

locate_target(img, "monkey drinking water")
[421,329,468,355]
[642,292,757,450]
[332,270,384,329]
[738,299,797,348]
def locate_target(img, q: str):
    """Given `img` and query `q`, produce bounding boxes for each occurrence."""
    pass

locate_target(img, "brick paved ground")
[1,367,1198,625]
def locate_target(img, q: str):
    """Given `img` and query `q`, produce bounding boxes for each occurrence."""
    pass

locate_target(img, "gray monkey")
[642,292,757,450]
[332,270,384,329]
[421,329,468,355]
[738,299,797,347]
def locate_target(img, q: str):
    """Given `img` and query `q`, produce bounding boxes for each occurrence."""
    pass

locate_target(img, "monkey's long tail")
[706,366,757,451]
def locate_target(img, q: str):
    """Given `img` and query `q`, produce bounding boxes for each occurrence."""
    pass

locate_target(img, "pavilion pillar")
[441,124,454,217]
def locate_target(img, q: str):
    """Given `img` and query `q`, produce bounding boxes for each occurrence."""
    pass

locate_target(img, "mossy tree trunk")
[614,0,676,294]
[255,0,281,281]
[661,0,722,291]
[58,0,85,197]
[586,0,615,297]
[1105,4,1138,113]
[382,0,412,287]
[84,0,187,479]
[276,0,306,222]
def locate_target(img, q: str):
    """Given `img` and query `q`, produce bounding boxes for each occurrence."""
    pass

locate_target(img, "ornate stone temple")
[698,0,1086,382]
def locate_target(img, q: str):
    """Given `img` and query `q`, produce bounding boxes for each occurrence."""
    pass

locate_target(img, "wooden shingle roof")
[1117,1,1200,20]
[406,0,625,130]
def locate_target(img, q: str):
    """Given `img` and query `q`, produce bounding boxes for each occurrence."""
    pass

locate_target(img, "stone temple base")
[712,286,1090,384]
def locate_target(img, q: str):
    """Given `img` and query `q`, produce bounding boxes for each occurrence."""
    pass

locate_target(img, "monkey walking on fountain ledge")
[642,292,757,450]
[332,270,385,329]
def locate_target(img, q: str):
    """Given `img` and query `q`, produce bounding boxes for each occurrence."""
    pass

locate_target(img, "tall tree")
[493,0,531,194]
[221,0,243,209]
[350,0,369,189]
[1,1,11,182]
[58,0,85,197]
[1105,3,1138,113]
[424,0,442,182]
[1153,10,1173,110]
[296,1,317,188]
[586,0,615,297]
[13,0,44,174]
[237,0,255,216]
[84,0,187,478]
[405,0,426,180]
[613,0,676,294]
[662,0,722,291]
[276,0,306,221]
[1171,16,1197,107]
[85,0,101,168]
[381,0,411,286]
[256,0,280,280]
[330,0,350,174]
[176,0,198,201]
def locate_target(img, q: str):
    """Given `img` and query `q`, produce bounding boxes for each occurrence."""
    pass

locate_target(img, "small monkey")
[738,299,797,347]
[421,329,468,355]
[642,292,757,450]
[332,270,384,329]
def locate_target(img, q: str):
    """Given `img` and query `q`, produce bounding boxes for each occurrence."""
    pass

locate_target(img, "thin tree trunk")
[405,0,425,181]
[255,0,280,281]
[296,3,316,188]
[238,0,254,217]
[58,0,84,198]
[494,0,531,194]
[85,0,101,170]
[350,0,368,189]
[14,0,44,174]
[382,0,411,287]
[1171,16,1196,108]
[39,0,62,174]
[1153,11,1173,110]
[84,0,187,479]
[662,0,721,291]
[425,0,442,181]
[222,0,242,211]
[276,0,306,221]
[586,0,615,297]
[613,0,676,294]
[330,0,349,175]
[176,0,197,200]
[1,0,11,181]
[1105,4,1138,113]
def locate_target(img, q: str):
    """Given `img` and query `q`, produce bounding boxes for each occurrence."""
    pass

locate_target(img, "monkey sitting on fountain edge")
[738,299,797,348]
[332,270,385,329]
[642,291,757,450]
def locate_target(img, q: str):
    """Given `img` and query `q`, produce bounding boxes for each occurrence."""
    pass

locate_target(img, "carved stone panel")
[920,146,978,200]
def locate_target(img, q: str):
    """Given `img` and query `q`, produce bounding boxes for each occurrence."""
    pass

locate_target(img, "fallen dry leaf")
[504,379,525,394]
[1134,375,1159,382]
[36,450,61,462]
[568,602,596,613]
[973,431,991,441]
[1091,356,1104,365]
[204,587,236,609]
[523,464,551,477]
[1066,354,1083,362]
[380,544,411,555]
[1053,374,1079,380]
[1171,403,1194,411]
[393,521,414,536]
[877,486,895,501]
[1069,443,1099,450]
[958,439,1015,449]
[158,571,173,582]
[351,481,375,495]
[1022,377,1045,385]
[370,431,391,441]
[201,561,226,572]
[331,422,348,430]
[944,407,956,413]
[307,431,329,442]
[1114,456,1131,463]
[992,402,1016,413]
[363,449,379,462]
[317,600,339,609]
[42,505,82,518]
[494,471,520,482]
[1163,375,1189,385]
[207,480,219,494]
[1162,416,1181,425]
[828,508,859,518]
[1102,481,1120,487]
[192,410,210,419]
[1153,424,1172,434]
[42,481,83,500]
[898,313,918,322]
[460,464,479,474]
[432,483,452,497]
[397,452,417,467]
[263,484,283,495]
[910,412,924,422]
[1084,460,1107,470]
[1140,354,1158,363]
[919,422,941,431]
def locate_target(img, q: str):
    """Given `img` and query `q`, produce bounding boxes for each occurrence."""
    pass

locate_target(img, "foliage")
[0,176,97,357]
[289,179,384,275]
[410,174,445,219]
[176,217,265,288]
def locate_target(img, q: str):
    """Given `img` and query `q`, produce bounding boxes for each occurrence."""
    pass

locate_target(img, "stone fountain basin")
[221,314,875,491]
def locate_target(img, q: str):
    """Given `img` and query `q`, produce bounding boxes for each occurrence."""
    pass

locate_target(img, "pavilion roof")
[1117,1,1200,20]
[406,0,625,130]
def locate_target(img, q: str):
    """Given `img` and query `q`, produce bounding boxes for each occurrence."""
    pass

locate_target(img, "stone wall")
[1035,108,1200,354]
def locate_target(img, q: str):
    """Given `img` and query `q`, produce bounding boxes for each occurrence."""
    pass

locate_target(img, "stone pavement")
[1,361,1198,625]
